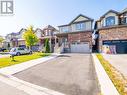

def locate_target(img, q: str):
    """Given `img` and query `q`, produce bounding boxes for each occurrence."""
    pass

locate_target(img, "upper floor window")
[45,30,48,36]
[61,27,69,32]
[106,16,115,26]
[121,13,127,24]
[75,23,85,30]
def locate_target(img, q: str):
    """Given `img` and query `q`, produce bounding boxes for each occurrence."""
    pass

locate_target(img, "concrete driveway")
[103,54,127,78]
[14,54,99,95]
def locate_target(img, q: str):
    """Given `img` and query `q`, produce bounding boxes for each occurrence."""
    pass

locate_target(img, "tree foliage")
[23,26,38,49]
[0,36,4,43]
[45,38,50,53]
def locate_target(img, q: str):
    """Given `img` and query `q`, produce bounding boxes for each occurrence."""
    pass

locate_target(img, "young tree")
[0,36,4,48]
[0,36,4,43]
[23,26,38,49]
[45,38,50,53]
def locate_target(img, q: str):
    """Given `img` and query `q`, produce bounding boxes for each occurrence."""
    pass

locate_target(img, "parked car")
[10,47,32,56]
[0,48,7,52]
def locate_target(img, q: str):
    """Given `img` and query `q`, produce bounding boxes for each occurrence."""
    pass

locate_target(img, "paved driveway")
[103,54,127,78]
[14,54,99,95]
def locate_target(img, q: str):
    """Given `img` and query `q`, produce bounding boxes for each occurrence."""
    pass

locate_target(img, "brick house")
[56,14,93,53]
[36,25,58,52]
[95,8,127,54]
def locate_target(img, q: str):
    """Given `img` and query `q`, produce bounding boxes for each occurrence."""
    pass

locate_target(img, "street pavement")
[0,80,28,95]
[14,53,99,95]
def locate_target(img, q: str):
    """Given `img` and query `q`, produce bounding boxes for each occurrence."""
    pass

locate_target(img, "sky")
[0,0,127,36]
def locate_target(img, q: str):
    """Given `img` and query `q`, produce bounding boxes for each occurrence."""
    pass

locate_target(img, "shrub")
[44,38,50,53]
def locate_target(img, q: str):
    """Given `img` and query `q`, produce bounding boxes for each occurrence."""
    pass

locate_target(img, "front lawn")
[0,52,51,68]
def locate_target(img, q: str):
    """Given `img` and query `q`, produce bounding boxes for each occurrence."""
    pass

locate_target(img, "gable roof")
[69,14,93,24]
[42,25,57,31]
[58,14,93,27]
[121,7,127,14]
[43,25,55,30]
[34,28,42,33]
[19,28,27,33]
[100,10,119,18]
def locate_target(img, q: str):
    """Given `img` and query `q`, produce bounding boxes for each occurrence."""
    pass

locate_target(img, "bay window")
[106,16,115,26]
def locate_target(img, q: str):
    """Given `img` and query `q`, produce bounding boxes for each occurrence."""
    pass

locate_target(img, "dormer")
[58,14,93,33]
[120,8,127,25]
[98,10,119,28]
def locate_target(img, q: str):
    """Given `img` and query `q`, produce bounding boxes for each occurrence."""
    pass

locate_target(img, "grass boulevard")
[0,52,50,68]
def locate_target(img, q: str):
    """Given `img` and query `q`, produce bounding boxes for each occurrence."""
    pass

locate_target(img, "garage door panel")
[71,43,90,53]
[103,40,127,54]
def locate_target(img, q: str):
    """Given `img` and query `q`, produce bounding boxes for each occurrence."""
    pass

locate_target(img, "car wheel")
[16,52,20,56]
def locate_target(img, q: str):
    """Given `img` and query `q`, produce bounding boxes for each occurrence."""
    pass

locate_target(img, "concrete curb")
[92,54,120,95]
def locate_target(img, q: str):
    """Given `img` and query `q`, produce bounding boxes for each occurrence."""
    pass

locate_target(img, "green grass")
[0,52,51,68]
[96,54,126,95]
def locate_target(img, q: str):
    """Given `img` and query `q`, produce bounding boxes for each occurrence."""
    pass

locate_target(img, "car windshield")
[10,48,16,52]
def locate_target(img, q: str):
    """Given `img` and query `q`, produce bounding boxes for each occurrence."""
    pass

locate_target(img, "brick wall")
[68,32,92,48]
[98,26,127,52]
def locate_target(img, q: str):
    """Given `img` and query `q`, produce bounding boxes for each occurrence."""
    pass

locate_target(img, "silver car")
[10,47,32,56]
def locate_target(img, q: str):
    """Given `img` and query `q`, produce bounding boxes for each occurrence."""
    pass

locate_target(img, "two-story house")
[95,8,127,54]
[5,28,27,48]
[41,25,58,52]
[56,14,93,53]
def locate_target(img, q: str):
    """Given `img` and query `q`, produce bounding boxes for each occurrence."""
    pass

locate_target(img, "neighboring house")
[4,25,58,52]
[41,25,58,52]
[4,28,26,49]
[56,14,93,53]
[94,8,127,54]
[31,25,58,52]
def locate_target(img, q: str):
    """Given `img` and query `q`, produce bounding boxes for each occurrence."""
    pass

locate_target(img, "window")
[45,30,48,36]
[61,27,69,32]
[106,16,115,26]
[75,23,85,30]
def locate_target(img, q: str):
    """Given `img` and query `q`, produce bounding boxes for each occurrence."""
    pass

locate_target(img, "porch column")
[50,37,52,52]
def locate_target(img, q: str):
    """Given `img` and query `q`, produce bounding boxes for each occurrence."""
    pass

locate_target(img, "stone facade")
[68,32,92,48]
[98,25,127,52]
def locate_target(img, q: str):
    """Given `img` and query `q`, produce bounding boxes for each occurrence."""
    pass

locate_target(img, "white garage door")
[71,43,90,53]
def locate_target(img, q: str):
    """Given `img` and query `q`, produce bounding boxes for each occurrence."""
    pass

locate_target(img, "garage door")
[103,40,127,54]
[71,42,90,53]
